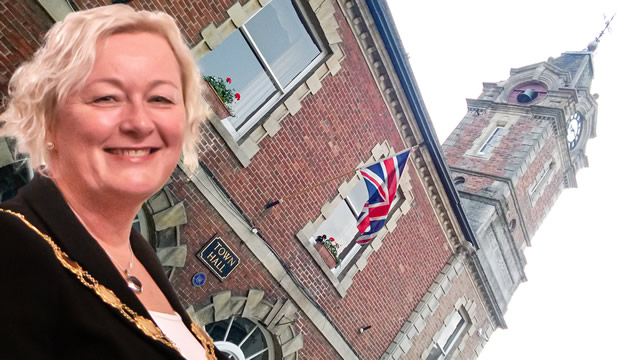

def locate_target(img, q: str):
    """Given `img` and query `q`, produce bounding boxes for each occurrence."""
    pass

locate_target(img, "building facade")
[0,1,596,359]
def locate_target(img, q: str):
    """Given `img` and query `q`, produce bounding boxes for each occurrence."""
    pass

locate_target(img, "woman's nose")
[119,101,154,137]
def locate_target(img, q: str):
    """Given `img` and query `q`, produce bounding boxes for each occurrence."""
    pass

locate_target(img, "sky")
[387,1,640,359]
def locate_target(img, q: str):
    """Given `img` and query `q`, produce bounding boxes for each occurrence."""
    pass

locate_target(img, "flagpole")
[264,146,417,209]
[264,167,360,209]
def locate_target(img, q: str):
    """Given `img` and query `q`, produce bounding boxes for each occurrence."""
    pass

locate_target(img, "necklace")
[62,204,144,293]
[108,243,143,293]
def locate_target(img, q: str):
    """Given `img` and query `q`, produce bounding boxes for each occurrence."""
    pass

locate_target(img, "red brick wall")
[72,0,247,47]
[514,136,563,236]
[0,1,53,97]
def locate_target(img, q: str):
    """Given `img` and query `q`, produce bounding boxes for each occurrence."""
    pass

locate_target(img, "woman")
[0,5,226,360]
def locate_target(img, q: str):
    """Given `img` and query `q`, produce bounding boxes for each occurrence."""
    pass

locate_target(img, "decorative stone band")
[0,208,218,360]
[381,254,467,360]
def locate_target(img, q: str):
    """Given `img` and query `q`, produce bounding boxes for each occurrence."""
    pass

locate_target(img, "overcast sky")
[387,1,640,359]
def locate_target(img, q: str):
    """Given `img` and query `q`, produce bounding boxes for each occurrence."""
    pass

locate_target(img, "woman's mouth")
[105,148,156,156]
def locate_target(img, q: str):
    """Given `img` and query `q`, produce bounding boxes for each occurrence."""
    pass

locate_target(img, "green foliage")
[323,240,341,265]
[203,75,237,107]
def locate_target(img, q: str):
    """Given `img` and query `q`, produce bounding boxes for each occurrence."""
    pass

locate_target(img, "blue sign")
[197,237,240,281]
[192,272,206,287]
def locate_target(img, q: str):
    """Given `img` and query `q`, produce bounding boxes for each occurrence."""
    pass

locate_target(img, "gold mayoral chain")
[0,208,218,360]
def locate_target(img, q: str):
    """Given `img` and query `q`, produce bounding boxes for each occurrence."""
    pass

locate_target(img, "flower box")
[315,243,337,269]
[201,79,232,121]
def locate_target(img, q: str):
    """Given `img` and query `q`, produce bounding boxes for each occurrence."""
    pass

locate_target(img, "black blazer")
[0,176,225,359]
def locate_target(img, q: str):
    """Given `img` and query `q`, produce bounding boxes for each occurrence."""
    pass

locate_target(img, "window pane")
[314,200,358,253]
[479,126,503,154]
[346,179,369,216]
[436,311,463,349]
[425,346,445,360]
[132,219,141,233]
[199,30,277,131]
[246,0,320,88]
[444,316,466,353]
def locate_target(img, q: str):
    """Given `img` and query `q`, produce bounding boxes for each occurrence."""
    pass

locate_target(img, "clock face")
[566,112,584,150]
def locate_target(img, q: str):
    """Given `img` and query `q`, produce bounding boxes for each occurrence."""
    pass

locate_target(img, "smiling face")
[50,32,185,204]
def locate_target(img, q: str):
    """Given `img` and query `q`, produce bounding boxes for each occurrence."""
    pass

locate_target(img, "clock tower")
[442,43,598,326]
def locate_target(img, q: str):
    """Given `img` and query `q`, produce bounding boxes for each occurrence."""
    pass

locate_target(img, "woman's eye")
[92,95,117,103]
[150,96,174,104]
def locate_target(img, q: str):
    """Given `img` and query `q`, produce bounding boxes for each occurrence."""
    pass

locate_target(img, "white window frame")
[207,316,276,360]
[193,0,345,167]
[529,162,553,195]
[465,115,513,159]
[425,308,471,360]
[201,0,328,140]
[527,157,558,206]
[477,126,504,155]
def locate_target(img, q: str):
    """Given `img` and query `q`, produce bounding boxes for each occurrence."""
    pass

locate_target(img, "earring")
[46,141,55,150]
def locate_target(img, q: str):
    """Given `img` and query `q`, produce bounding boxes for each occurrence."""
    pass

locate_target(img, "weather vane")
[585,14,615,52]
[595,13,615,43]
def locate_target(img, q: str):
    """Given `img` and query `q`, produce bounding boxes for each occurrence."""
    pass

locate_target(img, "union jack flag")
[356,148,412,245]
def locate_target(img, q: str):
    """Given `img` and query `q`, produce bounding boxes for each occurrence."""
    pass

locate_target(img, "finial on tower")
[586,14,615,52]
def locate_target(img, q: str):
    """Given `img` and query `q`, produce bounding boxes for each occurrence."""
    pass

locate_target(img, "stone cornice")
[338,0,468,255]
[462,250,507,329]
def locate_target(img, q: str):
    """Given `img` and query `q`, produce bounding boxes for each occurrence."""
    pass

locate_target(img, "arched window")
[206,316,277,360]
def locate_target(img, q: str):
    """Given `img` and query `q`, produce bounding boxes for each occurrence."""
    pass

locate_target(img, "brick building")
[0,1,596,359]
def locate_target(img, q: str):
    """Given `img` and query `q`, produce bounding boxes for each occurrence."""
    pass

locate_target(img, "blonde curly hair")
[0,5,206,175]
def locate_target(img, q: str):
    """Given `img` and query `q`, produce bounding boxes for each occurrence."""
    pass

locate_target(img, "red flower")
[226,77,232,84]
[329,237,335,242]
[234,93,241,100]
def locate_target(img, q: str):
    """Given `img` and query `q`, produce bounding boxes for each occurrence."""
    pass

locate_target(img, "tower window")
[530,161,554,196]
[478,126,504,155]
[453,176,465,187]
[528,160,556,205]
